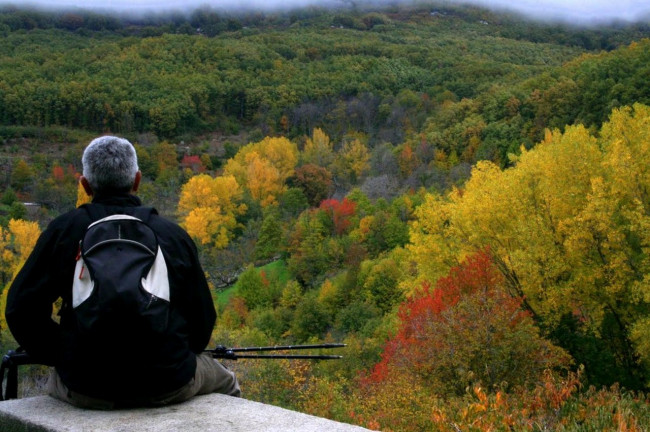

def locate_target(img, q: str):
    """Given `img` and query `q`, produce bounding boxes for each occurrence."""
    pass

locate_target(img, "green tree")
[255,207,283,261]
[287,211,330,286]
[11,159,33,192]
[291,164,333,207]
[1,188,17,206]
[291,294,331,342]
[237,265,270,310]
[358,257,405,313]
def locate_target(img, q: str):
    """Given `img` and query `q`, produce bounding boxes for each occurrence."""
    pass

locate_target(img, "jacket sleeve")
[185,240,217,354]
[162,223,217,354]
[5,223,68,366]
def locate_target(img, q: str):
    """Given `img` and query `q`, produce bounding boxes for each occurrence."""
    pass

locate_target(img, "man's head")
[81,136,141,196]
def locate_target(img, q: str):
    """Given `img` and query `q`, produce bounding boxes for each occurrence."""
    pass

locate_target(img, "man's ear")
[132,171,142,193]
[80,176,93,196]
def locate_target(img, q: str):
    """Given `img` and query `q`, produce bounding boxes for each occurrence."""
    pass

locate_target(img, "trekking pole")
[207,343,345,360]
[0,349,34,401]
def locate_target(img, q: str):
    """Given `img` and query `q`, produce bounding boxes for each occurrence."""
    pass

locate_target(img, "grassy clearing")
[215,260,288,310]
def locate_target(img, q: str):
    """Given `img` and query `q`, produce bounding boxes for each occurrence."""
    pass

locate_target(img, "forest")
[2,1,650,430]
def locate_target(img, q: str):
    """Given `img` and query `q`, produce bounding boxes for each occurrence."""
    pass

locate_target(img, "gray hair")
[82,136,139,193]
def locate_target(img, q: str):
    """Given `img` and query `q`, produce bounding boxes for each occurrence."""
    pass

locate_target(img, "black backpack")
[72,206,170,337]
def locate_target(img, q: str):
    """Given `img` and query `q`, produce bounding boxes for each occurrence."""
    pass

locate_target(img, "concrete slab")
[0,394,376,432]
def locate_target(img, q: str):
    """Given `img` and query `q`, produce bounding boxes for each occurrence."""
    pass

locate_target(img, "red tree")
[319,198,356,235]
[180,155,205,173]
[367,249,570,395]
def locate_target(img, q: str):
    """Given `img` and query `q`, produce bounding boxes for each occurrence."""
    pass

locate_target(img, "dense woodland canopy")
[2,2,650,430]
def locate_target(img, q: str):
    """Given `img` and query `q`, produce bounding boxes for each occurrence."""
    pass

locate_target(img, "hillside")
[0,3,647,144]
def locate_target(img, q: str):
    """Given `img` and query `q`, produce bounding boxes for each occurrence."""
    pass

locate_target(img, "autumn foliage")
[178,174,247,248]
[0,219,41,331]
[368,250,570,395]
[2,42,650,429]
[319,198,356,236]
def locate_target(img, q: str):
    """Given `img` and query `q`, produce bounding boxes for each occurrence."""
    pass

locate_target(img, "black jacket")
[6,193,216,401]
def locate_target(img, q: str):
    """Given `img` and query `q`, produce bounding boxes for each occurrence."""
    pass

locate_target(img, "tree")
[177,174,247,248]
[358,256,404,313]
[149,141,179,180]
[352,210,409,257]
[291,294,331,342]
[408,105,650,388]
[224,136,298,207]
[301,128,334,167]
[237,264,272,310]
[244,152,284,207]
[278,188,309,219]
[291,164,333,207]
[360,174,400,201]
[287,210,334,286]
[1,188,17,206]
[319,198,356,236]
[0,219,41,330]
[332,138,370,185]
[11,159,33,193]
[255,207,283,261]
[180,155,205,173]
[370,251,571,396]
[8,202,27,221]
[397,143,420,178]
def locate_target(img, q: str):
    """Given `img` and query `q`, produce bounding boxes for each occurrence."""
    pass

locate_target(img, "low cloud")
[8,0,650,24]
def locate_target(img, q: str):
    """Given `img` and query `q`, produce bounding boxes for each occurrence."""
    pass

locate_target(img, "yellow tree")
[255,136,298,181]
[224,136,298,207]
[333,138,370,184]
[408,105,650,384]
[598,104,650,370]
[0,219,41,330]
[302,128,334,168]
[244,152,283,207]
[6,219,41,277]
[76,181,92,207]
[410,125,602,317]
[0,226,12,287]
[178,174,247,248]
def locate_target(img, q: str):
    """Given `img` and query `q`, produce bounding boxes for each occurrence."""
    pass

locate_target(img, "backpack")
[72,206,170,337]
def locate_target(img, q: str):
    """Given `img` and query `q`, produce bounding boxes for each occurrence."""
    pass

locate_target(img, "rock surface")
[0,393,375,432]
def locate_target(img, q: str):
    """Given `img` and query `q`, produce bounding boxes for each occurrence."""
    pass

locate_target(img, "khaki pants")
[48,353,241,410]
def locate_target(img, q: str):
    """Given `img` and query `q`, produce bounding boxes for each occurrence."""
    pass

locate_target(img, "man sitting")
[6,135,240,409]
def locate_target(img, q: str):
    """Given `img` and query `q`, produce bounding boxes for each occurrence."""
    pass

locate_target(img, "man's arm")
[5,225,67,365]
[161,222,217,354]
[185,247,217,353]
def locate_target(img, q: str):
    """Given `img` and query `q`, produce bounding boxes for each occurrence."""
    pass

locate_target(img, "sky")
[9,0,650,24]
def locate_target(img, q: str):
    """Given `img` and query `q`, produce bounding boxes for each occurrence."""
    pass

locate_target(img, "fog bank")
[6,0,650,24]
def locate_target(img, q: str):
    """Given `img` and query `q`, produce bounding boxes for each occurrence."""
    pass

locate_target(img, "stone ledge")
[0,394,375,432]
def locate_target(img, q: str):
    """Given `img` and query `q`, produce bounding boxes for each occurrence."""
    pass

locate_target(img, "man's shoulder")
[47,206,93,232]
[147,212,181,231]
[147,213,192,242]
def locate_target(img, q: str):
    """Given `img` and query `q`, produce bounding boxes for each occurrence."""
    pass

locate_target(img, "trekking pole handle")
[2,350,33,367]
